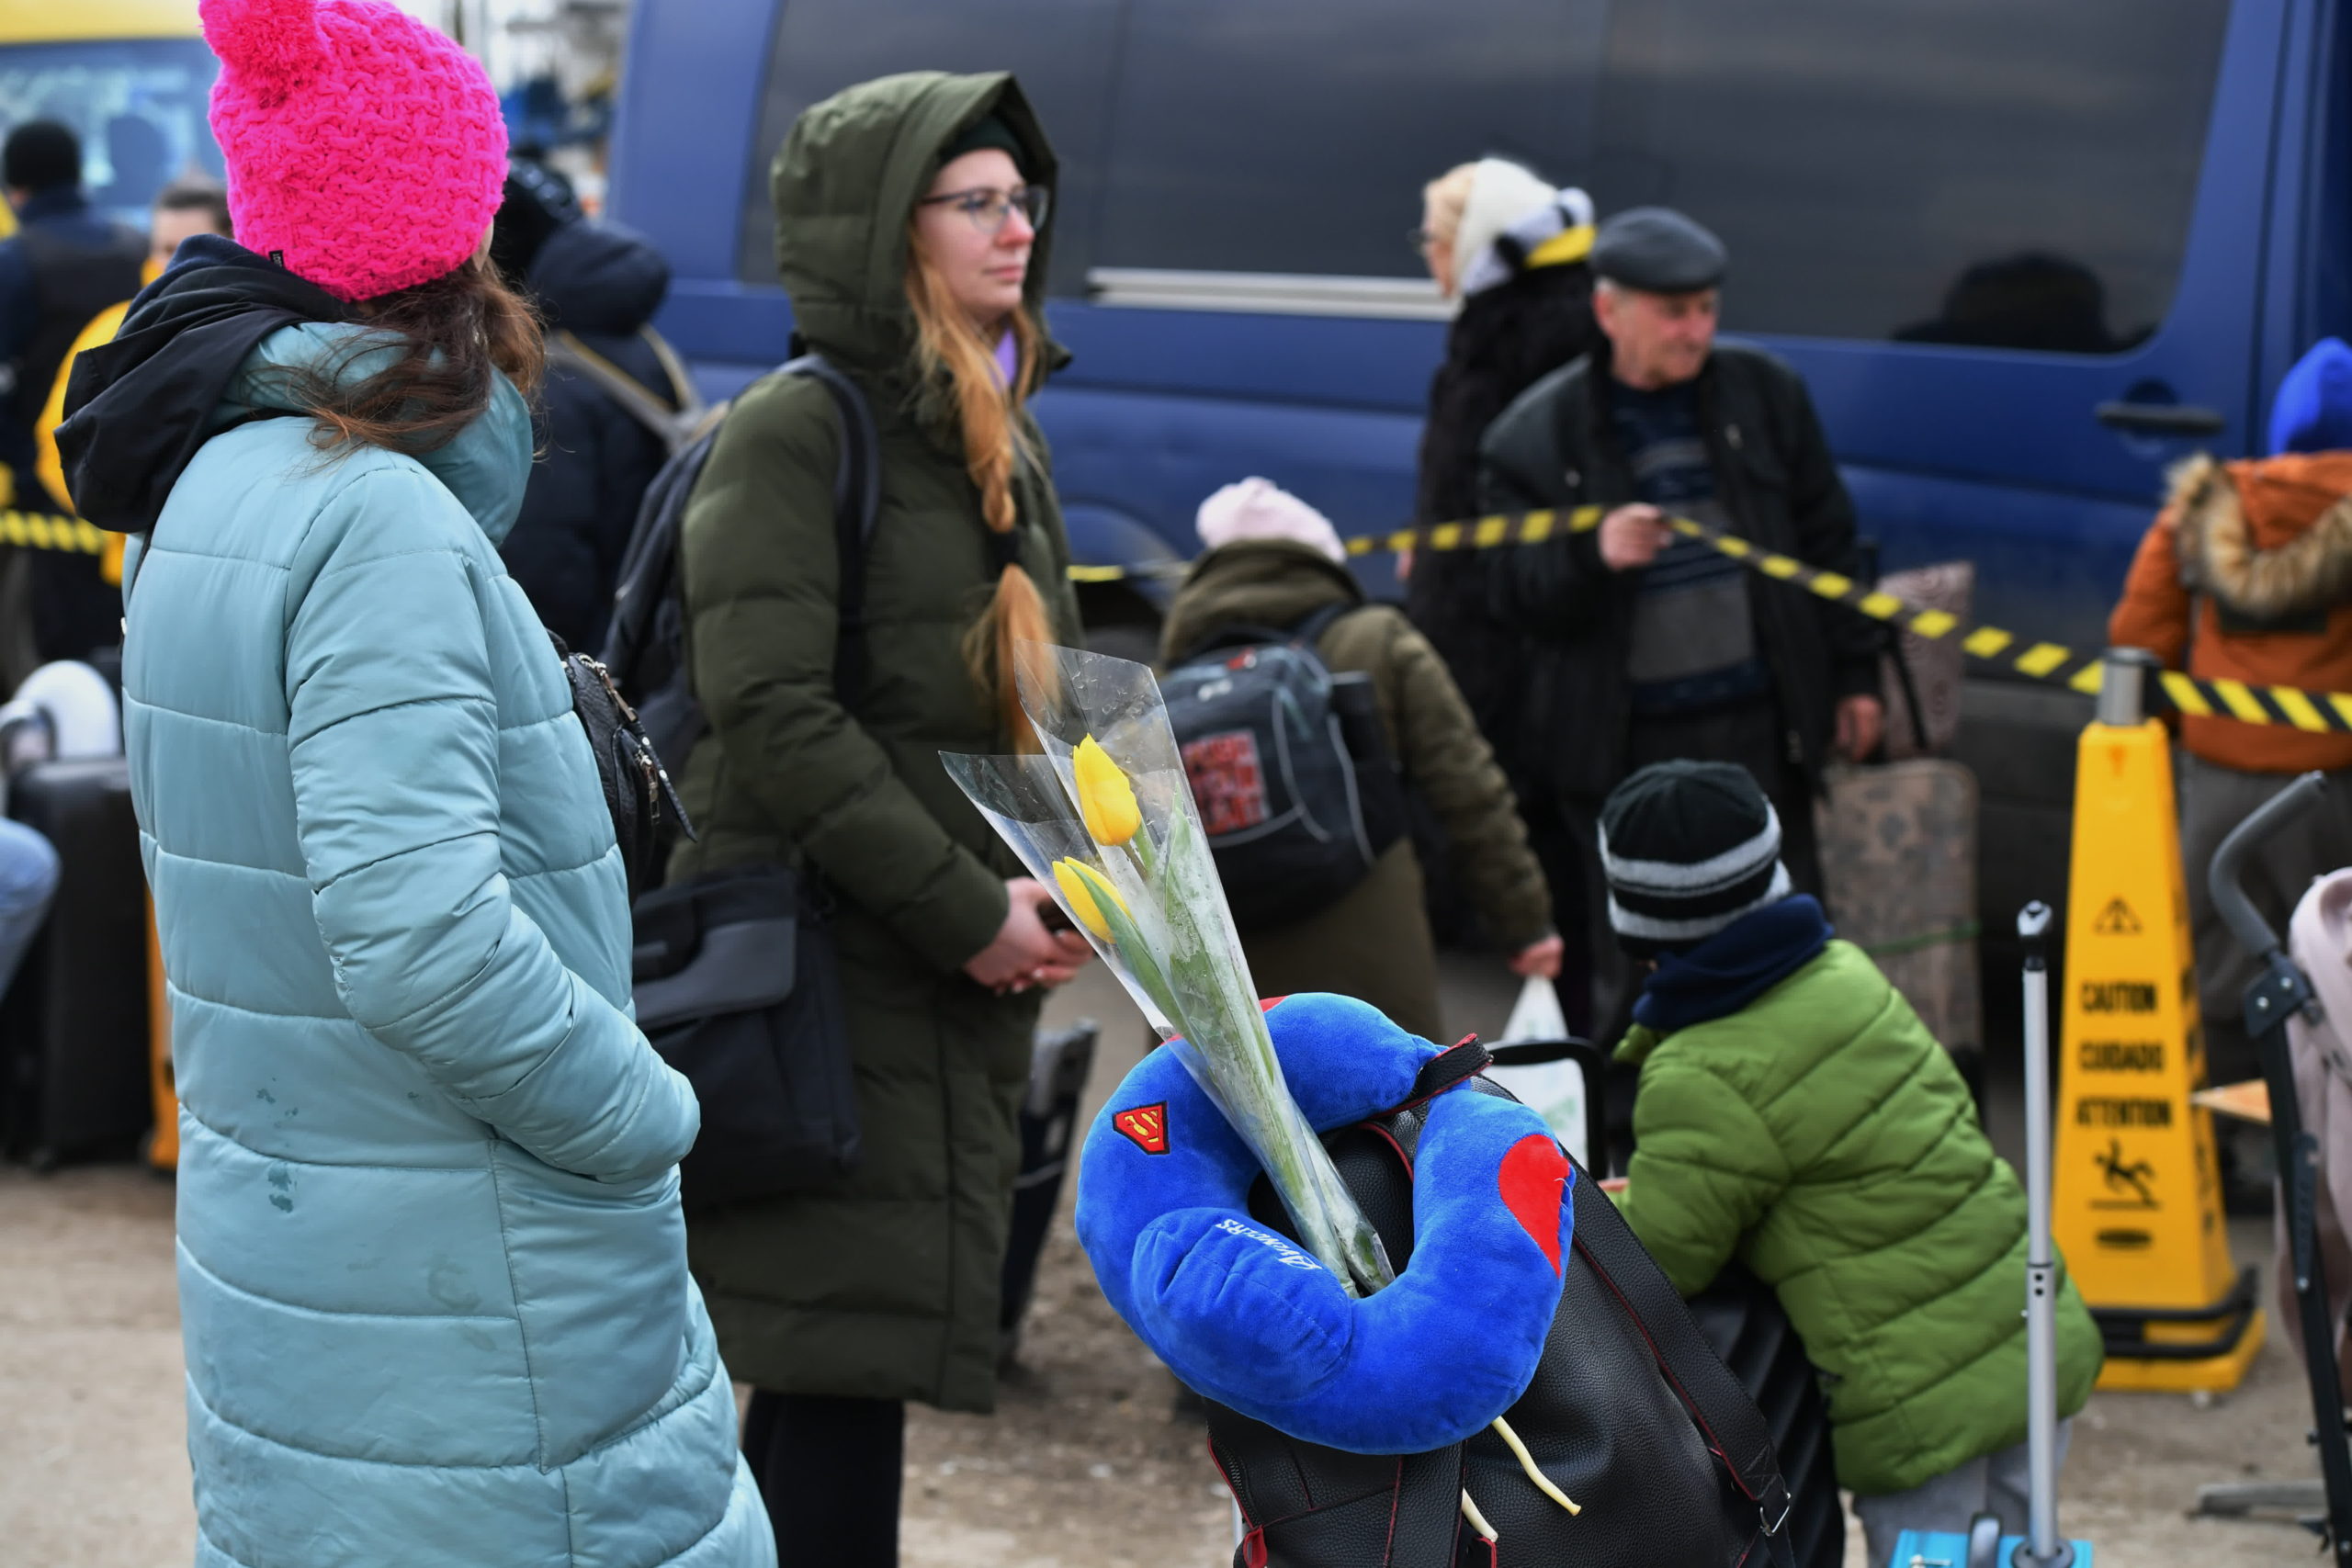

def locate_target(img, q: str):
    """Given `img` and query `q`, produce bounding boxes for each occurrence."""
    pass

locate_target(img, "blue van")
[608,0,2347,972]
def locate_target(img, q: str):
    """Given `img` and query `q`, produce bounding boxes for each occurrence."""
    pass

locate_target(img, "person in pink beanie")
[54,5,777,1566]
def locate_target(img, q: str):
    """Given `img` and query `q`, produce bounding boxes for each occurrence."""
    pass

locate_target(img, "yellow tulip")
[1053,857,1128,942]
[1073,734,1141,846]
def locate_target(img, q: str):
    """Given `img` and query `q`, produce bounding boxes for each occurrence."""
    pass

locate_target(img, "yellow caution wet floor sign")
[2054,716,2263,1391]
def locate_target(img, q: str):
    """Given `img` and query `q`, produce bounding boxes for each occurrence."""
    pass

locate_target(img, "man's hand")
[1835,694,1884,761]
[1598,504,1674,571]
[1509,933,1565,980]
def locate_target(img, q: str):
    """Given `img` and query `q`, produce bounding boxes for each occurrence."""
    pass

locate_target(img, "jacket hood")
[2168,451,2352,622]
[526,218,670,335]
[769,71,1058,377]
[56,233,353,531]
[216,321,533,546]
[1159,540,1363,664]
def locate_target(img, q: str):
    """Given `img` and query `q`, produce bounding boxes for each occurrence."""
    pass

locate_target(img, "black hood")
[56,233,350,533]
[526,220,669,336]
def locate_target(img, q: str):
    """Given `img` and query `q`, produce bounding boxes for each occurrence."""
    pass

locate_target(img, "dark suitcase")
[1,757,151,1165]
[1687,1265,1847,1568]
[1000,1018,1099,1362]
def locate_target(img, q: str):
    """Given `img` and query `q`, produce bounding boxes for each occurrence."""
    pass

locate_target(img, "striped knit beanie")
[1599,760,1792,956]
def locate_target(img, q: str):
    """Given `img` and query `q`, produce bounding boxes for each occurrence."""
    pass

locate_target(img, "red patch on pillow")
[1498,1134,1568,1274]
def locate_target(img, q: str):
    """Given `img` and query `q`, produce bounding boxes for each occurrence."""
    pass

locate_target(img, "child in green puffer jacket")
[1601,760,2101,1565]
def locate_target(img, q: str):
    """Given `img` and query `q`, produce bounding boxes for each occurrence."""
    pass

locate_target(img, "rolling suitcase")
[1887,905,2096,1565]
[1000,1018,1099,1362]
[0,757,151,1165]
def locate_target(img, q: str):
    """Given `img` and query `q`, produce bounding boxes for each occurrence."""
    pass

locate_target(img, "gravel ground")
[0,958,2328,1566]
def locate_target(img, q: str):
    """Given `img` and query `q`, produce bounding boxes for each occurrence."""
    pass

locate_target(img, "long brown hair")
[285,254,544,457]
[905,230,1058,746]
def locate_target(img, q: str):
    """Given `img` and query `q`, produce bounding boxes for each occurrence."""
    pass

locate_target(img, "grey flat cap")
[1592,207,1727,293]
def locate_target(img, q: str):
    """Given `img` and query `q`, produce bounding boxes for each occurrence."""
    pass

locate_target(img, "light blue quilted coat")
[123,324,774,1568]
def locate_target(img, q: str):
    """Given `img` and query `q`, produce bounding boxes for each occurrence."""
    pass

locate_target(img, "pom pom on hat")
[202,0,507,301]
[1196,478,1348,564]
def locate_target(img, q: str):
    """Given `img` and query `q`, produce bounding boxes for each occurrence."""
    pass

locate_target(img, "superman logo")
[1113,1102,1170,1155]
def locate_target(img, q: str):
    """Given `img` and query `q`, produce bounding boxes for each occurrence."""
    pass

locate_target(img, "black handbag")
[1207,1066,1801,1568]
[618,349,883,1209]
[630,863,857,1206]
[551,633,692,898]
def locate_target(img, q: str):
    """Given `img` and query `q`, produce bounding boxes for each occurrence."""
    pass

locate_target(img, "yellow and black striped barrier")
[1075,502,2352,733]
[19,488,2352,730]
[0,508,107,556]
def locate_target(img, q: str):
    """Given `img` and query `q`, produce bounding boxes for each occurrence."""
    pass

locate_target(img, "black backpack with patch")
[601,350,880,769]
[1164,604,1408,931]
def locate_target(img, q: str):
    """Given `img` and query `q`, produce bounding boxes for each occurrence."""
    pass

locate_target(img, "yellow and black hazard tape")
[1077,502,2352,733]
[0,508,107,556]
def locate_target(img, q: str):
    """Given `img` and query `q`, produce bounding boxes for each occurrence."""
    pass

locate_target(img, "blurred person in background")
[1479,205,1883,1055]
[56,2,770,1562]
[2110,337,2352,1122]
[1160,478,1560,1042]
[1406,157,1601,1020]
[0,120,144,672]
[492,158,693,650]
[668,73,1091,1567]
[37,182,235,525]
[0,818,57,1003]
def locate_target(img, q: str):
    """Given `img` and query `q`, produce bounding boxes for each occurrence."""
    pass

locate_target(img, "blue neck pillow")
[1075,991,1573,1454]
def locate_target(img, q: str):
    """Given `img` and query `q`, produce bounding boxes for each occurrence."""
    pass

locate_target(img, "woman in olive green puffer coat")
[666,71,1091,1566]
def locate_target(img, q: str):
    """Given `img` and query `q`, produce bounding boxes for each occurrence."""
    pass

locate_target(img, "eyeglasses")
[918,184,1050,237]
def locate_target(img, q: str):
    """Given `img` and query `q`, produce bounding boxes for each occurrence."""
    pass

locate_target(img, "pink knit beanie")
[201,0,507,302]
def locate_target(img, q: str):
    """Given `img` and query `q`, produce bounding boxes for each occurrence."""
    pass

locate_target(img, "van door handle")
[2095,400,2225,436]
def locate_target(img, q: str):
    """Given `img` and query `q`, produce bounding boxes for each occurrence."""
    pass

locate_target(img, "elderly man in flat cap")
[1476,206,1883,1051]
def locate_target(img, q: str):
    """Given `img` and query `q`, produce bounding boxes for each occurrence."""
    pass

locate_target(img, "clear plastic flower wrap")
[941,643,1393,1296]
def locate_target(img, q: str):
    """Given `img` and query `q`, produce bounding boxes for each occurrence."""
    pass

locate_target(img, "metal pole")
[2016,903,2071,1568]
[2094,646,2161,728]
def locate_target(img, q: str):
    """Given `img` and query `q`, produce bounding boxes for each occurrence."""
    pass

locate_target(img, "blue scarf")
[1632,895,1834,1036]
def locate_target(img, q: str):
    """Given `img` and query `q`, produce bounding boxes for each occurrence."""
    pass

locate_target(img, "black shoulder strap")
[1566,1170,1797,1566]
[778,352,881,709]
[1292,601,1356,649]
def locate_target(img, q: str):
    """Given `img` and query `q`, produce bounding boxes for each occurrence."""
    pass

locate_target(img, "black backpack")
[1164,604,1408,931]
[601,350,880,766]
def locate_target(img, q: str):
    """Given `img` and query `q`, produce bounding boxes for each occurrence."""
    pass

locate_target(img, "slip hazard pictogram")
[1113,1102,1170,1155]
[2092,897,2143,936]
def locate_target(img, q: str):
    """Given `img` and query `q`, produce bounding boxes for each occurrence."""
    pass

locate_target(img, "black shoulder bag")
[1208,1059,1804,1568]
[620,351,882,1209]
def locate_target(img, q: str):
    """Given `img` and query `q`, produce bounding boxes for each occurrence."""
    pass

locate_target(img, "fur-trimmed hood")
[2169,451,2352,621]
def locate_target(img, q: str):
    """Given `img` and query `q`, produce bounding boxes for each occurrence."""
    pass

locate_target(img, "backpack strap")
[777,352,882,709]
[1174,600,1361,669]
[548,329,694,455]
[1566,1168,1798,1566]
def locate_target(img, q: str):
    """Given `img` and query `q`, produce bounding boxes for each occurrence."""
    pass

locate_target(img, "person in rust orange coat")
[2109,336,2352,1090]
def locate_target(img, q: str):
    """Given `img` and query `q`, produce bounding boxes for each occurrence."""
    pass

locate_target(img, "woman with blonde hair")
[668,72,1091,1565]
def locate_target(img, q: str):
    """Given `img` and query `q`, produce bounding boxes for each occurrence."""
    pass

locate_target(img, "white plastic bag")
[1487,977,1589,1168]
[1500,975,1567,1044]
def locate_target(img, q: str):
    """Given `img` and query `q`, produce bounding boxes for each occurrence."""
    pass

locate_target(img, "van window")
[734,0,1123,296]
[0,39,223,231]
[1581,0,2234,352]
[1094,0,1605,280]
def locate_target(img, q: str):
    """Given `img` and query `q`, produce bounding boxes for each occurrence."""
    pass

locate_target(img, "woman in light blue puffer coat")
[51,5,774,1566]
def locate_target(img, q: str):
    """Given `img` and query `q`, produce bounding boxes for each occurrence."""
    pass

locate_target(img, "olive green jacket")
[1614,942,2104,1494]
[1159,541,1551,1039]
[669,72,1080,1413]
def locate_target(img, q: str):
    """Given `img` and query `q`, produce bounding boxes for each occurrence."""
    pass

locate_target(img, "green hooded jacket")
[668,72,1080,1413]
[1158,540,1551,1039]
[1613,941,2104,1495]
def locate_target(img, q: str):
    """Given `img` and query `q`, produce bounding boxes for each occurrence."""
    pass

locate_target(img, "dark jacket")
[1408,261,1600,761]
[1159,541,1552,1040]
[502,220,679,650]
[1477,339,1882,799]
[667,72,1080,1414]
